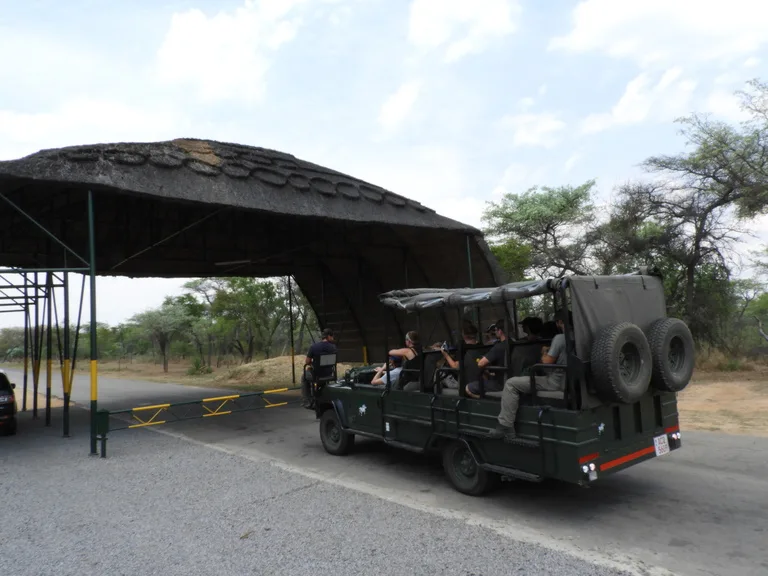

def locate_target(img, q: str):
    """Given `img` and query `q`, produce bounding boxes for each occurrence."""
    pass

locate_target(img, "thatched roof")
[0,139,507,362]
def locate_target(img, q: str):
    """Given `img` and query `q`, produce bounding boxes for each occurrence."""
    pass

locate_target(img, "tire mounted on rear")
[647,317,695,392]
[590,322,652,404]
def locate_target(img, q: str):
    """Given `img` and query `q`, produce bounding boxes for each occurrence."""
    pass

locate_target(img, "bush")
[186,357,212,376]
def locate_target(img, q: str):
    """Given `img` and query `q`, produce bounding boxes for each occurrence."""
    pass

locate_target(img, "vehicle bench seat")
[485,390,565,400]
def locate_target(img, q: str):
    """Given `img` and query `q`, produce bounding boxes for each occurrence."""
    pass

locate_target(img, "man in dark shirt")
[466,318,509,398]
[301,328,337,407]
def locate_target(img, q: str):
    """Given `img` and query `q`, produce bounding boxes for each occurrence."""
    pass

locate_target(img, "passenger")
[540,320,558,339]
[301,328,337,408]
[509,317,544,376]
[488,311,572,440]
[467,319,509,398]
[389,330,421,390]
[438,323,483,391]
[371,355,403,386]
[484,323,499,345]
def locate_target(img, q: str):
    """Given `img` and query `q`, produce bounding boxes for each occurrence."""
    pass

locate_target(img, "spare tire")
[647,318,695,392]
[590,322,652,404]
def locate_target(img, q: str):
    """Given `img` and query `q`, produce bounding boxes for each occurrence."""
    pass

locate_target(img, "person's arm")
[440,349,458,369]
[541,335,564,364]
[388,347,413,359]
[477,343,501,369]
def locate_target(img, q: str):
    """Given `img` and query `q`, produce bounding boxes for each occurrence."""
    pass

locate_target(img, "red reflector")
[665,425,680,434]
[578,452,600,464]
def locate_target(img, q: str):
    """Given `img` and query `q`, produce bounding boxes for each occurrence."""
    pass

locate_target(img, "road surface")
[4,369,766,576]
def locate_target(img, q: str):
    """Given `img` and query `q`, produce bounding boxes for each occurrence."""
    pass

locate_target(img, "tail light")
[0,394,13,403]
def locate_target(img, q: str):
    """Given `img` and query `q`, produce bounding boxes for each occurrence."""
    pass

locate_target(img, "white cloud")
[0,99,186,160]
[705,90,750,123]
[550,0,768,68]
[581,68,696,134]
[518,96,535,110]
[564,152,581,172]
[155,0,306,103]
[538,84,548,96]
[744,56,761,68]
[500,112,566,147]
[491,162,548,197]
[377,81,422,131]
[408,0,521,62]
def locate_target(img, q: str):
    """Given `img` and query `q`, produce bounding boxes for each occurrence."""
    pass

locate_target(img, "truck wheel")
[647,318,695,392]
[442,440,494,496]
[590,322,652,404]
[319,409,354,455]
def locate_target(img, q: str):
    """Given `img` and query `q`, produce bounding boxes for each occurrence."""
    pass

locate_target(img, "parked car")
[0,370,18,435]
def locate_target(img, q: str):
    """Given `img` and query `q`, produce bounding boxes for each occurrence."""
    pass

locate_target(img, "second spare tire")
[646,317,695,392]
[590,322,652,404]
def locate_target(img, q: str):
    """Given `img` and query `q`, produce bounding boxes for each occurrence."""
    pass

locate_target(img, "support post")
[45,273,52,426]
[466,235,479,329]
[33,272,39,419]
[63,270,71,437]
[88,190,98,455]
[22,273,28,412]
[287,276,295,385]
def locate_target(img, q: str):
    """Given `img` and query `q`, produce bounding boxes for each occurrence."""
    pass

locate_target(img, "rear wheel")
[442,440,494,496]
[590,322,652,403]
[319,409,354,455]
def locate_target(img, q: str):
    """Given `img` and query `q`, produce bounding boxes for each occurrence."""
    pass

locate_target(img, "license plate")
[653,434,670,457]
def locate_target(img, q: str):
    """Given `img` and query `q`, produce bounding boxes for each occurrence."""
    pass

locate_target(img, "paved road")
[6,370,768,576]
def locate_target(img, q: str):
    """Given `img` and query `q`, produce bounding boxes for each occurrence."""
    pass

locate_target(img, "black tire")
[647,318,695,392]
[319,409,354,455]
[442,440,494,496]
[590,322,652,404]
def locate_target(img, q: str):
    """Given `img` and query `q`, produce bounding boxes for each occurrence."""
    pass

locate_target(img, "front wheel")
[442,440,495,496]
[319,409,354,455]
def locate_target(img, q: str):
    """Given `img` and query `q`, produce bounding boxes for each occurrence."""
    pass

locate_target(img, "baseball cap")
[321,328,334,338]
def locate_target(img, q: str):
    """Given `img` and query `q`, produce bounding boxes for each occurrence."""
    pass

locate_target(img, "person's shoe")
[488,424,515,439]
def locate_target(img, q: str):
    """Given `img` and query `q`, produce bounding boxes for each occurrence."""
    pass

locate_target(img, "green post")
[45,273,52,426]
[33,272,39,419]
[63,270,71,437]
[88,190,98,455]
[288,276,295,385]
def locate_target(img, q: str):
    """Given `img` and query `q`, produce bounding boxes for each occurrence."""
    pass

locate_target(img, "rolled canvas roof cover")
[379,279,556,311]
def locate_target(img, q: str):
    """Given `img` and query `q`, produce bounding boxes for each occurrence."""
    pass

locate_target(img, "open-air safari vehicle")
[309,268,695,495]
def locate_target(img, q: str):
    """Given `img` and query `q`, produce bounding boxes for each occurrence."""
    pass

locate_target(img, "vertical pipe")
[87,190,98,455]
[466,235,479,330]
[63,270,71,437]
[33,272,39,419]
[22,273,28,412]
[45,273,52,426]
[287,276,295,385]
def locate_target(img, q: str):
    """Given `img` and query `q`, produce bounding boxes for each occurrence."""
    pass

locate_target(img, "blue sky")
[2,0,768,327]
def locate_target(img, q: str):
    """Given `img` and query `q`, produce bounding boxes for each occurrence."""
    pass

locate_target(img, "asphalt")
[2,369,767,576]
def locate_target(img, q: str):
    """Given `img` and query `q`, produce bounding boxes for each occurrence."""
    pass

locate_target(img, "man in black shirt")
[466,318,508,398]
[301,328,337,407]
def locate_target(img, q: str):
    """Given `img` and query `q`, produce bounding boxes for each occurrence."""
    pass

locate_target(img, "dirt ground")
[4,358,767,436]
[679,368,768,436]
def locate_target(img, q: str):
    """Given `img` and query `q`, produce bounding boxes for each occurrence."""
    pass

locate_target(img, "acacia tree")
[130,299,190,373]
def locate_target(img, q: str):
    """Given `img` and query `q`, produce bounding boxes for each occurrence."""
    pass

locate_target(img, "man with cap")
[466,318,508,398]
[301,327,337,408]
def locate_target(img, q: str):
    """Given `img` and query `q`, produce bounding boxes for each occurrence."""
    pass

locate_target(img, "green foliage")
[489,239,531,281]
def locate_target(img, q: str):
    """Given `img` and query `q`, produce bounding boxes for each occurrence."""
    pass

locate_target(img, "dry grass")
[680,367,768,436]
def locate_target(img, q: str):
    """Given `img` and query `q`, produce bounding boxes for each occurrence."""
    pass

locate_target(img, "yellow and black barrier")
[94,386,301,457]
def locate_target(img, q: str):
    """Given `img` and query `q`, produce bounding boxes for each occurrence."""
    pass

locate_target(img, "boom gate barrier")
[95,386,301,457]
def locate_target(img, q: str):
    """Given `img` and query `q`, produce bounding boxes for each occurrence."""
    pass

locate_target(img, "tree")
[130,300,190,372]
[483,181,598,278]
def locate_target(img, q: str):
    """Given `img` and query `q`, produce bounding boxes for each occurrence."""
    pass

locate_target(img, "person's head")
[388,355,402,369]
[405,330,420,348]
[520,317,543,340]
[462,323,479,343]
[493,318,508,341]
[540,321,557,339]
[321,328,335,342]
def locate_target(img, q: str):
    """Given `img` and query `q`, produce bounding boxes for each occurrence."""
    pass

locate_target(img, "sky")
[1,0,768,328]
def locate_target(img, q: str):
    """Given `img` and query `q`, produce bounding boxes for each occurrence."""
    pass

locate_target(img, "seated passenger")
[301,328,337,408]
[540,320,558,339]
[371,355,403,386]
[438,323,483,391]
[467,318,509,398]
[488,310,571,440]
[389,330,421,390]
[509,317,544,376]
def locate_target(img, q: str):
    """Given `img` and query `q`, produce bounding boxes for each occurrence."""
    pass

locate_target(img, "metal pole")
[45,273,52,426]
[88,190,99,455]
[288,276,295,385]
[33,272,39,419]
[63,270,71,437]
[22,273,28,412]
[466,235,479,329]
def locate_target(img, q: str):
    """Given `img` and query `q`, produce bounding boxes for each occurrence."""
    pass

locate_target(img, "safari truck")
[307,269,694,496]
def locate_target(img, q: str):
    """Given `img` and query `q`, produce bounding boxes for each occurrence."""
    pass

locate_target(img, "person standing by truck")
[301,328,337,408]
